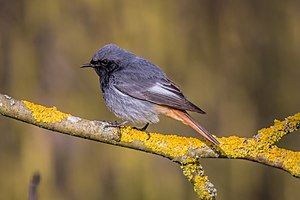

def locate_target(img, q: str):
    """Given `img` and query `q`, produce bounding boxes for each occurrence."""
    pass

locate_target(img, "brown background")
[0,0,299,199]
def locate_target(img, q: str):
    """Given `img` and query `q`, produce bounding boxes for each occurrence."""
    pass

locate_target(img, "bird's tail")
[166,109,219,145]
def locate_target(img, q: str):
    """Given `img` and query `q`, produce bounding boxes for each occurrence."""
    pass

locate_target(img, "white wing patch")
[113,87,129,97]
[148,82,179,97]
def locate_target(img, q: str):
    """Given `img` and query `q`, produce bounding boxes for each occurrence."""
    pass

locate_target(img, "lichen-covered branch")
[1,93,300,200]
[219,116,300,177]
[182,163,217,200]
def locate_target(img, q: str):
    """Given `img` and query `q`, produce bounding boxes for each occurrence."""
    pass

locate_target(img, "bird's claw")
[104,121,129,141]
[133,123,150,140]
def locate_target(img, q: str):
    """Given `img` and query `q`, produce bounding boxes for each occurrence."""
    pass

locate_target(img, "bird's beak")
[80,63,93,68]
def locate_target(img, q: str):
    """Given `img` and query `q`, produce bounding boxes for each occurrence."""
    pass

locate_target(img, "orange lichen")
[23,100,70,123]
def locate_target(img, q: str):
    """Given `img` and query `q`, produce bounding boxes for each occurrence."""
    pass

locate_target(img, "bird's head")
[81,44,130,77]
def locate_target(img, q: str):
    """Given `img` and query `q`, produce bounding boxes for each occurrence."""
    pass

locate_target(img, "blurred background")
[0,0,300,199]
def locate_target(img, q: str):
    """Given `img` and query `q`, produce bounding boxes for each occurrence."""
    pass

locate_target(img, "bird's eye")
[100,59,108,66]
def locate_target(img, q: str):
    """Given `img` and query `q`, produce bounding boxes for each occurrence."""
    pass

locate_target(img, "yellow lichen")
[182,163,215,200]
[146,134,201,158]
[23,100,70,123]
[120,126,150,143]
[120,126,204,159]
[219,112,300,159]
[181,164,195,182]
[120,112,300,177]
[257,112,300,145]
[218,136,249,158]
[194,175,213,199]
[266,146,300,175]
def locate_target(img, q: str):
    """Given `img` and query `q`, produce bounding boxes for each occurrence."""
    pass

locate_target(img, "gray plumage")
[83,44,205,124]
[81,44,220,145]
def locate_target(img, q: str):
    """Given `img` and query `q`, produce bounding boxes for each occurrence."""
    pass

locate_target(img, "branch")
[1,93,299,200]
[28,172,41,200]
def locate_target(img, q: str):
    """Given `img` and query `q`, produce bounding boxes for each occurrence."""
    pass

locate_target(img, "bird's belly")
[102,87,159,124]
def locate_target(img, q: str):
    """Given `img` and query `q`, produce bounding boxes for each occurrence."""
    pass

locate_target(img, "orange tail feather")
[163,108,219,145]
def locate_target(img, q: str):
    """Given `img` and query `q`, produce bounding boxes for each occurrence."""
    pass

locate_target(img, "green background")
[0,0,299,199]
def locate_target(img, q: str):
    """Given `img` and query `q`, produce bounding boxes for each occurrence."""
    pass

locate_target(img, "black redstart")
[81,44,219,145]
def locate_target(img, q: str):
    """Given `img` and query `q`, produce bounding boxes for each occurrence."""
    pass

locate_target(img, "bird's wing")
[114,77,206,114]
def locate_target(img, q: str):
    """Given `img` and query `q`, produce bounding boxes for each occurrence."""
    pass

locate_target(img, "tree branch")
[28,172,41,200]
[1,93,299,200]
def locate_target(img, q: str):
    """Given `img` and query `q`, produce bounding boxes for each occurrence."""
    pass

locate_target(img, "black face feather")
[91,59,118,76]
[90,59,119,93]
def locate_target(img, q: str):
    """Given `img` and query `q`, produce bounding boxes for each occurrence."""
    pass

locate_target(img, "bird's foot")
[104,121,129,141]
[133,123,150,139]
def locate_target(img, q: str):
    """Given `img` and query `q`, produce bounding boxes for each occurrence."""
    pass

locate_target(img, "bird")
[81,44,219,145]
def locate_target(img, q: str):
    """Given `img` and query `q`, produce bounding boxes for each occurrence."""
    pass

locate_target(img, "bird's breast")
[101,86,160,124]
